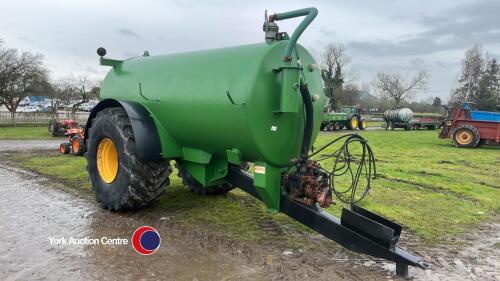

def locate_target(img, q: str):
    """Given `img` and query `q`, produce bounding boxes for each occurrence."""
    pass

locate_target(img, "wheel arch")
[85,99,163,161]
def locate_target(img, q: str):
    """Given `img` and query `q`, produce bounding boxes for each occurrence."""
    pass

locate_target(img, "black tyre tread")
[86,107,171,210]
[451,124,480,148]
[347,116,357,130]
[358,117,367,130]
[71,135,86,156]
[49,119,59,137]
[60,143,70,154]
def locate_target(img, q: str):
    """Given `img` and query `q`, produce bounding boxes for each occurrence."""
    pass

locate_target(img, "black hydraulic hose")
[299,84,314,160]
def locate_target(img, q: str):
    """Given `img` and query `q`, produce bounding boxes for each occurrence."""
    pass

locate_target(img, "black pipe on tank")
[299,84,313,160]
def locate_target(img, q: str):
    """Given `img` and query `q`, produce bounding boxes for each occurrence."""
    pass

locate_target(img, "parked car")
[17,106,41,113]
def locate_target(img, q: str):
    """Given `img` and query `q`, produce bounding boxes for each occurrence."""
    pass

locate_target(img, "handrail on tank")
[269,7,318,62]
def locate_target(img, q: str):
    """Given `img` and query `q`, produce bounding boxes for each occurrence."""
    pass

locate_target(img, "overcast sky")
[1,0,499,101]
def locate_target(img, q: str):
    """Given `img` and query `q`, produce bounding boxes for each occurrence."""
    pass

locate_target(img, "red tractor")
[58,126,86,156]
[439,103,500,148]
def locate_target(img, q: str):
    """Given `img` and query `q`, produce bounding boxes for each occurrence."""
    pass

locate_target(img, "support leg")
[396,263,409,278]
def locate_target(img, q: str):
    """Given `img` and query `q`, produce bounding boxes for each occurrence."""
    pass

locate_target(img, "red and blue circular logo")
[131,226,161,255]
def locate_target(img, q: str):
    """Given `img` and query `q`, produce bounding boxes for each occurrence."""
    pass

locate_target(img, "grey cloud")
[319,27,335,37]
[116,28,140,39]
[347,0,500,57]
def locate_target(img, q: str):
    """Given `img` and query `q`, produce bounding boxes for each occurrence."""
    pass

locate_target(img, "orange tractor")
[58,123,86,156]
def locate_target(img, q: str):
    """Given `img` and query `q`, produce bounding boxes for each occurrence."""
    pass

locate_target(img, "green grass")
[0,126,53,140]
[316,130,500,242]
[6,130,499,244]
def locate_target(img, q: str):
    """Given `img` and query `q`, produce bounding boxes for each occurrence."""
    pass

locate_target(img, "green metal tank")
[100,42,324,168]
[90,7,324,210]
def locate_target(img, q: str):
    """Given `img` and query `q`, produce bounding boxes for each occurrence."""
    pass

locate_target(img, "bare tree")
[373,70,429,107]
[0,45,47,119]
[319,43,356,110]
[58,74,99,120]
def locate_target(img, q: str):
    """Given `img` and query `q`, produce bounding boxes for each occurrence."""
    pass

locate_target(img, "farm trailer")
[321,106,367,131]
[439,103,500,147]
[84,7,424,276]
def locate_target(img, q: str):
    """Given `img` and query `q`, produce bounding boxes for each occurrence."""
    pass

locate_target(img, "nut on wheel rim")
[456,130,473,145]
[97,138,118,183]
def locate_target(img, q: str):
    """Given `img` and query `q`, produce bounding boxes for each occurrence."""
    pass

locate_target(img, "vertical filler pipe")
[269,7,318,62]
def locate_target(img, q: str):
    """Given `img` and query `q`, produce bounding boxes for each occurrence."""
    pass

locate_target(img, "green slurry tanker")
[85,7,424,276]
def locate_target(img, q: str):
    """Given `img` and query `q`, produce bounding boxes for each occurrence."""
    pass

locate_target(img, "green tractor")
[321,105,367,131]
[84,7,423,276]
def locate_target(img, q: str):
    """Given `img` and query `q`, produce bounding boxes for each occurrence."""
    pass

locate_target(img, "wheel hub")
[351,117,358,129]
[97,138,118,183]
[457,131,472,145]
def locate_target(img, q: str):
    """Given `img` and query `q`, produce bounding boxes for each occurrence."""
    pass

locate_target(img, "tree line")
[0,39,100,120]
[319,43,499,113]
[450,45,499,111]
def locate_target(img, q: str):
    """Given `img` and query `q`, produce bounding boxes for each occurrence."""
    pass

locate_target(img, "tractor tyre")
[334,122,342,131]
[71,135,86,156]
[326,122,335,131]
[176,162,237,195]
[86,107,171,211]
[320,123,326,131]
[358,118,367,130]
[59,143,70,154]
[451,124,480,148]
[49,119,59,137]
[347,116,358,130]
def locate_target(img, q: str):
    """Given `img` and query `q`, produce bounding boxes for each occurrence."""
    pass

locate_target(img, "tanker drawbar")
[86,7,425,277]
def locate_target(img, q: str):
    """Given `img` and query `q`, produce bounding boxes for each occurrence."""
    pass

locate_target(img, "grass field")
[0,126,53,140]
[5,130,499,244]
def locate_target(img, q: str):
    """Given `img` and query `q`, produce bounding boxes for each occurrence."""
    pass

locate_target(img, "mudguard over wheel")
[451,124,480,148]
[86,107,171,210]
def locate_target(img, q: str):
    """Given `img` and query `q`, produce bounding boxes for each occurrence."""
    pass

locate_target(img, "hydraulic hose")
[270,7,318,62]
[299,84,314,160]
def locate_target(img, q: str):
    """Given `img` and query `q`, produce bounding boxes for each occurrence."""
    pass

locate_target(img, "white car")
[17,106,41,113]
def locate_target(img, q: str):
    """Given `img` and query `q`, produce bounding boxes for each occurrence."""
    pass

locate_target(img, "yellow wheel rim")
[97,138,118,183]
[351,117,358,129]
[456,131,473,145]
[361,120,367,129]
